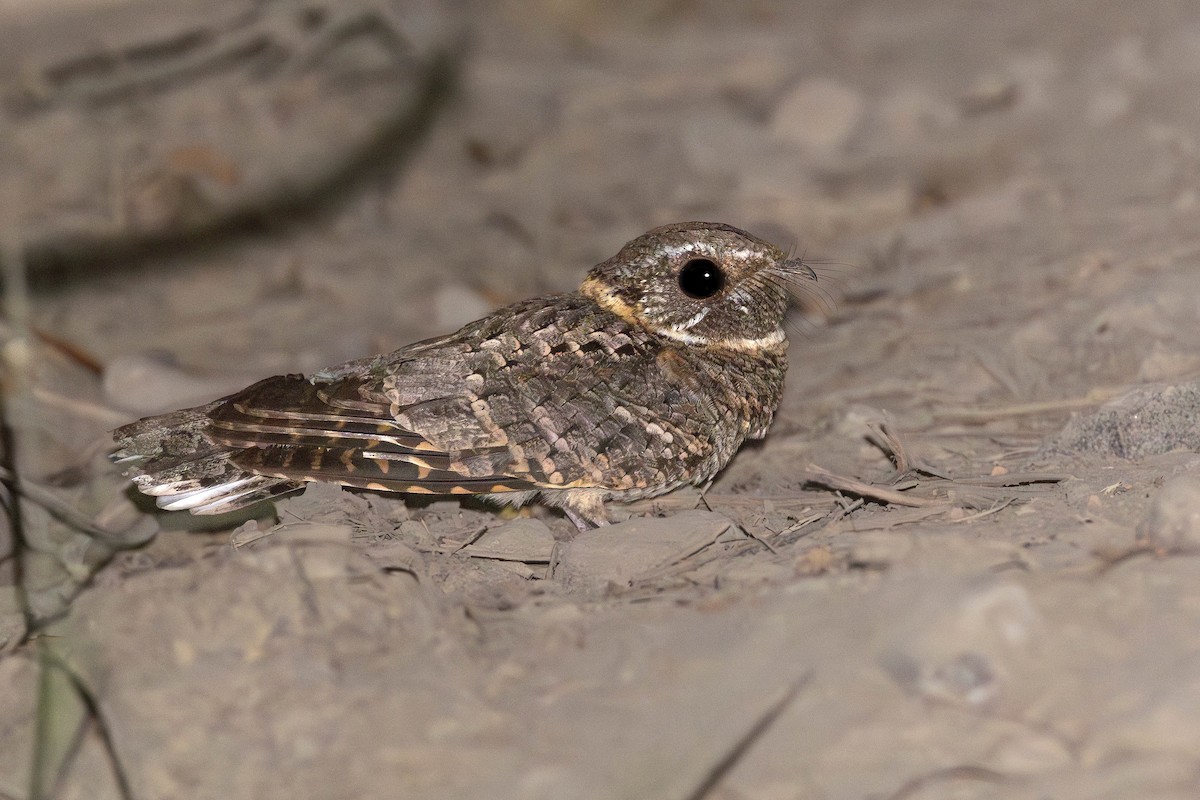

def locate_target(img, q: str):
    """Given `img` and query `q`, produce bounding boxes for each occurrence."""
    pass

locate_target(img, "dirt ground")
[3,0,1200,798]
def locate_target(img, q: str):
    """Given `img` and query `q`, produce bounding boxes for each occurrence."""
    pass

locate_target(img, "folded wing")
[113,373,538,514]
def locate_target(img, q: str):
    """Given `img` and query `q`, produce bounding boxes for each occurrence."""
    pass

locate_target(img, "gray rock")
[1045,382,1200,460]
[551,511,739,597]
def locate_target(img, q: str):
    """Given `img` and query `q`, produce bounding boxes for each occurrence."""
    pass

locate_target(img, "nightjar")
[112,222,818,529]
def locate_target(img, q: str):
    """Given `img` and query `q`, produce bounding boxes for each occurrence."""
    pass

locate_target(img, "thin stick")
[1,180,136,800]
[683,671,813,800]
[866,420,909,474]
[801,465,946,508]
[0,466,150,547]
[739,526,778,555]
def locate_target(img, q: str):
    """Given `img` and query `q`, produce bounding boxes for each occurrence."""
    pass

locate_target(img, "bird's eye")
[677,258,725,299]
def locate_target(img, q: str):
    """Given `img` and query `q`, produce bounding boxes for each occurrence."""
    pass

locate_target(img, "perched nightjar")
[112,222,821,529]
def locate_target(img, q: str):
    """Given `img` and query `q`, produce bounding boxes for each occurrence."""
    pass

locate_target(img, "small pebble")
[1137,474,1200,550]
[770,78,865,153]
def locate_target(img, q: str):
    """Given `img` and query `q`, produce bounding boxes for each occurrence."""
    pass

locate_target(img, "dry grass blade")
[37,649,136,800]
[949,497,1016,523]
[842,505,954,531]
[884,765,1009,800]
[31,327,104,375]
[931,388,1122,422]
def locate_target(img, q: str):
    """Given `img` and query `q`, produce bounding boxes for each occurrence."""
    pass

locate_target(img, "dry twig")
[801,464,947,508]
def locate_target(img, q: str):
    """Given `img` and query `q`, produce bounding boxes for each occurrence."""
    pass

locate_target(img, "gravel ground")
[3,1,1200,798]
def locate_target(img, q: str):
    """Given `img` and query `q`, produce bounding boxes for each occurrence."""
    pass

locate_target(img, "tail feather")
[112,401,226,474]
[154,474,297,514]
[112,396,304,515]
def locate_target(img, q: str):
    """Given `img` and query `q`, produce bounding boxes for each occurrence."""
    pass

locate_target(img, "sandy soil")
[3,0,1200,798]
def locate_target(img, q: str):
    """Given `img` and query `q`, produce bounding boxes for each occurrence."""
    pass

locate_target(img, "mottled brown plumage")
[112,222,816,529]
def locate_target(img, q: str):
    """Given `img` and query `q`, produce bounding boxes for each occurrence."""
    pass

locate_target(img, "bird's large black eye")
[677,258,725,299]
